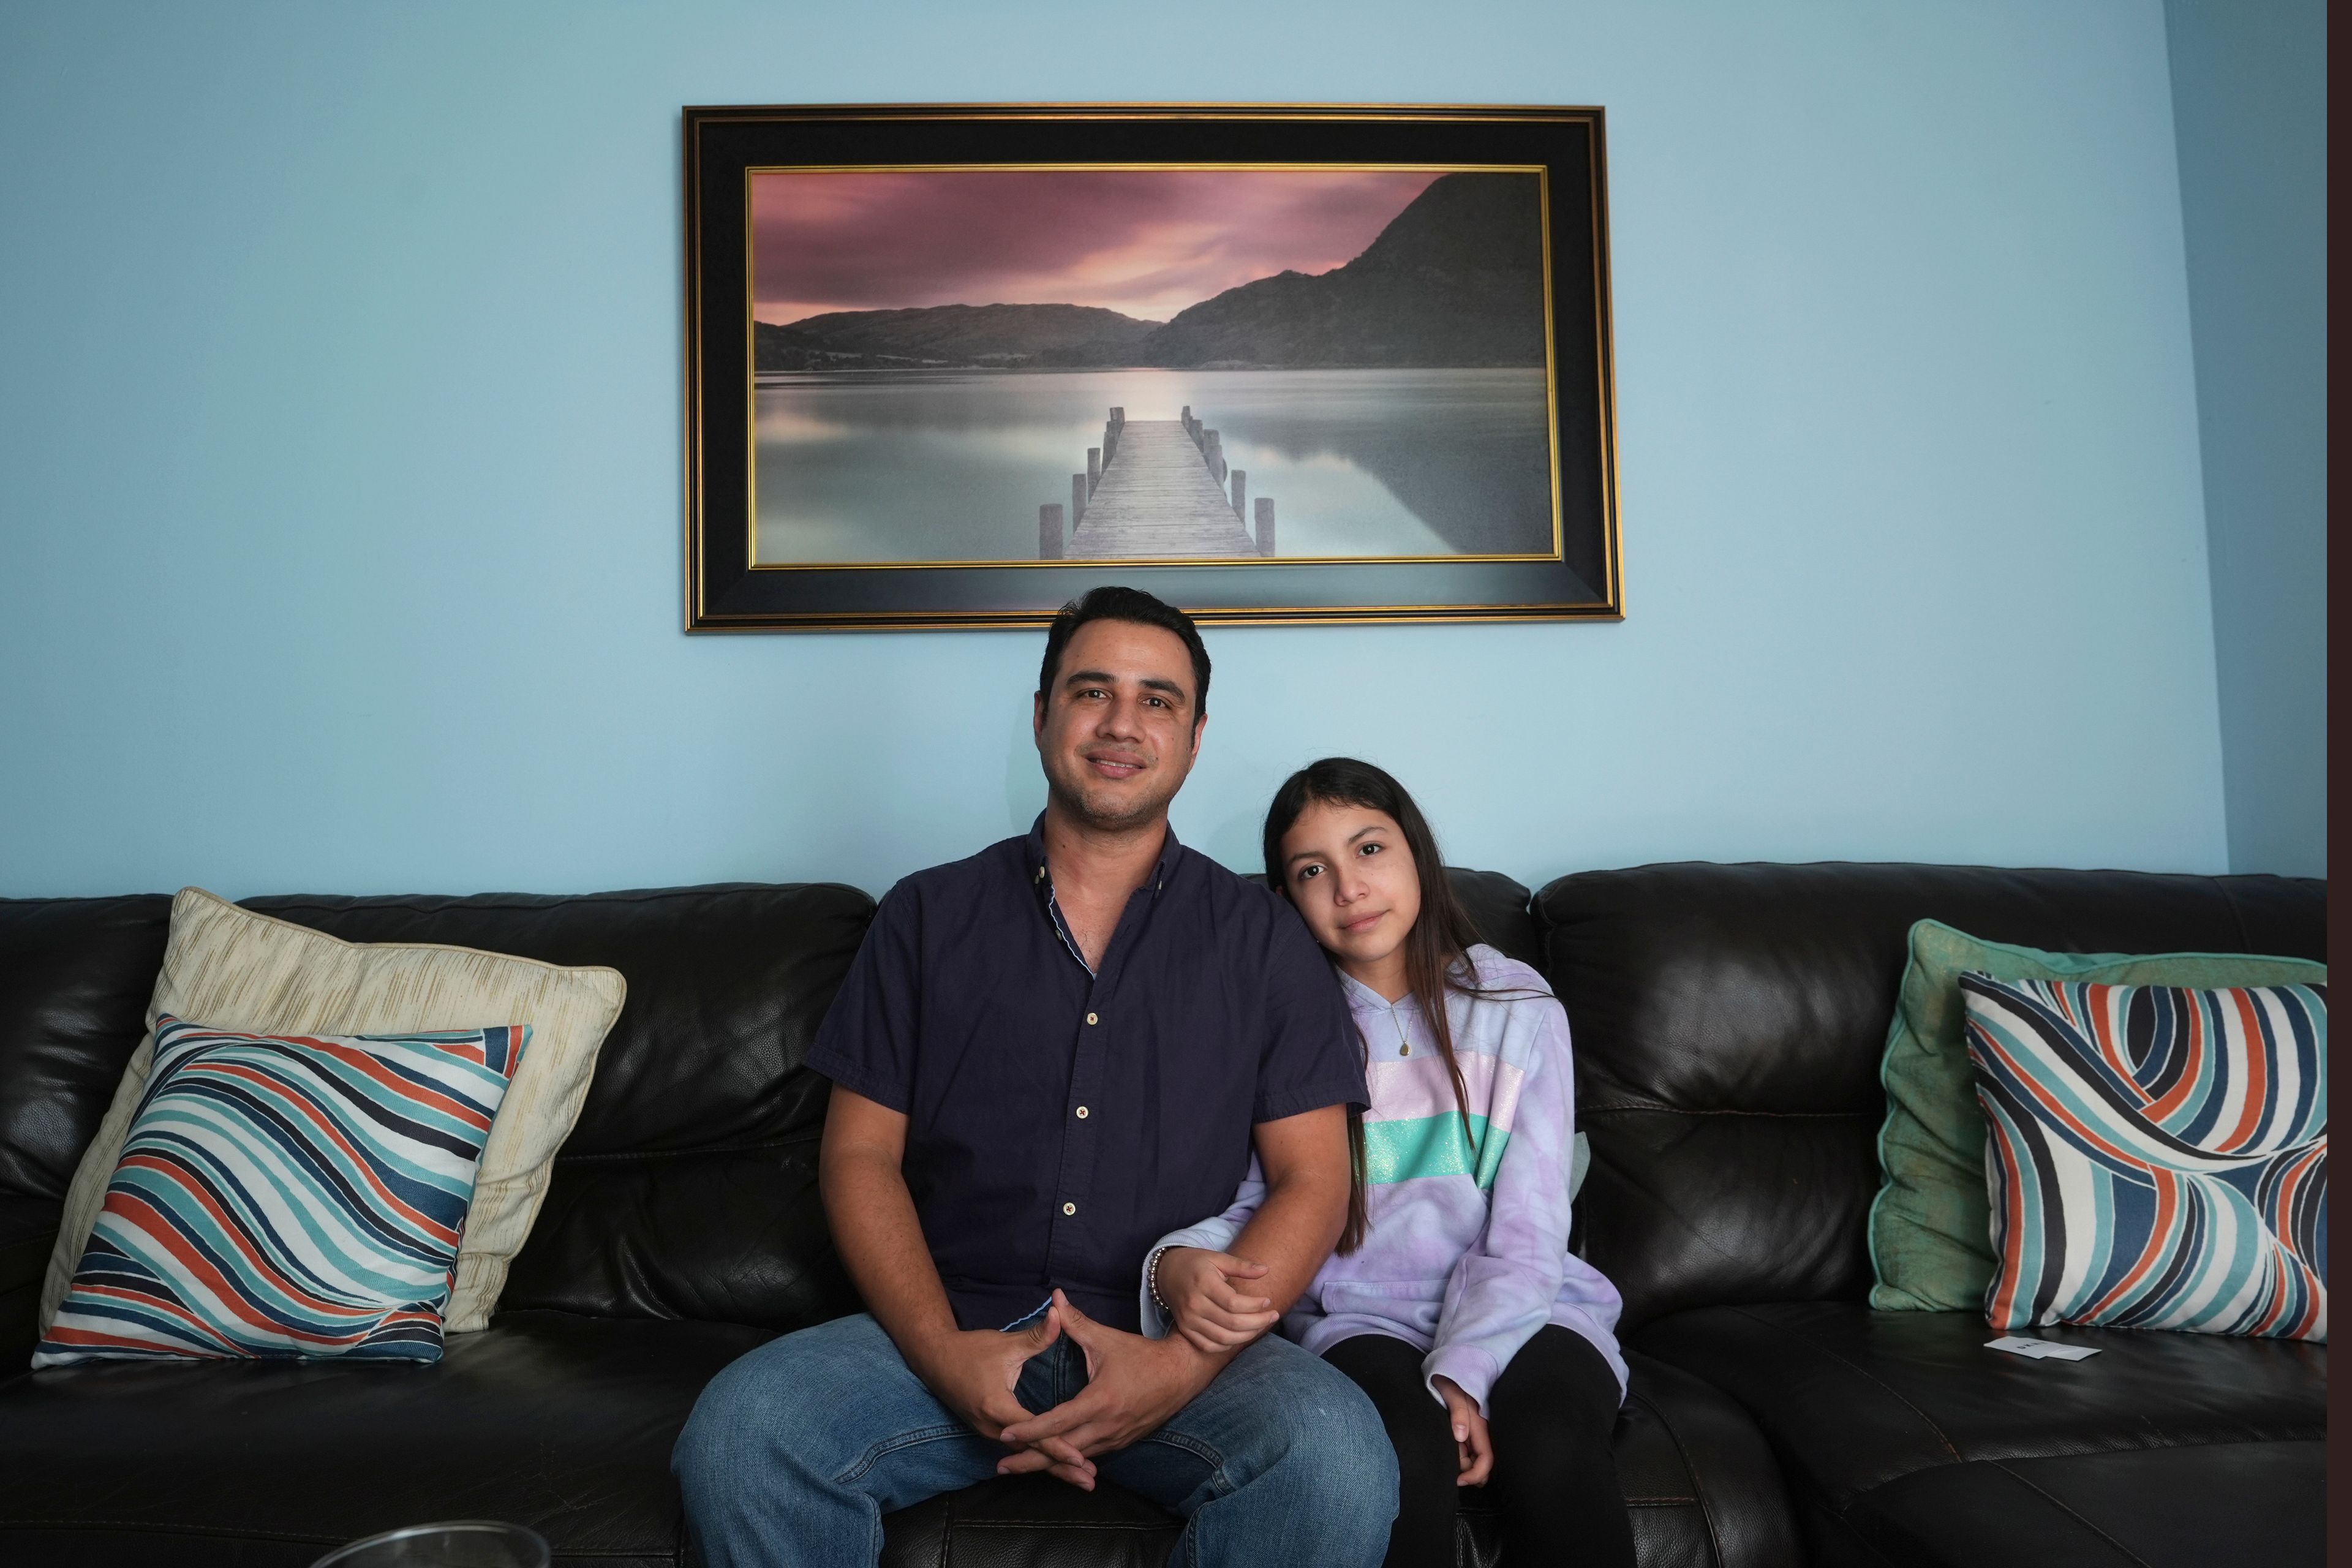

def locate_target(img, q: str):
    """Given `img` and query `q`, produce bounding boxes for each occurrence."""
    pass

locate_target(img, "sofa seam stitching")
[1811,1494,1907,1566]
[1985,1458,2154,1567]
[1626,1386,1732,1567]
[2213,880,2256,954]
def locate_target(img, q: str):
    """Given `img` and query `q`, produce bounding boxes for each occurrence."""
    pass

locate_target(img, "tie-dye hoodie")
[1139,945,1625,1415]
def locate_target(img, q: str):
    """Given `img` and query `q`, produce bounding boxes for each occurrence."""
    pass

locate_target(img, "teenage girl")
[1140,758,1634,1568]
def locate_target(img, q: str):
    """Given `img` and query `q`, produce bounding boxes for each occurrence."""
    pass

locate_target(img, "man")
[674,586,1396,1567]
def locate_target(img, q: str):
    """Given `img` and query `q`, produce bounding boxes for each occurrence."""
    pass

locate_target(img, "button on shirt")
[807,816,1365,1333]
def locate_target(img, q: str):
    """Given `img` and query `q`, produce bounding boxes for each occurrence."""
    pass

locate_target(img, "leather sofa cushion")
[0,1196,58,1362]
[1444,869,1542,973]
[882,1474,1180,1568]
[1537,863,2325,1328]
[0,897,175,1358]
[1838,1441,2323,1568]
[1635,1303,2325,1568]
[0,897,171,1208]
[0,1310,768,1567]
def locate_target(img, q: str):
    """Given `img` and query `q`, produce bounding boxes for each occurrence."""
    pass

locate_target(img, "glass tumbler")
[310,1520,551,1568]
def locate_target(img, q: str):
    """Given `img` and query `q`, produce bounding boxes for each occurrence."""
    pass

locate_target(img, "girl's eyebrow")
[1284,823,1385,866]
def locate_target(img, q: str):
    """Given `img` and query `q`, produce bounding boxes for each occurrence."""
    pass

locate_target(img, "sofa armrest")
[0,1197,63,1366]
[1618,1349,1803,1568]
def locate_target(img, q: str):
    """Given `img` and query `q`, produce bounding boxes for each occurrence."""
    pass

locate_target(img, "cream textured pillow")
[41,888,625,1336]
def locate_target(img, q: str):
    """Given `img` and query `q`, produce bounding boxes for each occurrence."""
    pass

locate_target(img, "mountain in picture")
[755,303,1160,371]
[754,173,1545,372]
[1137,173,1546,368]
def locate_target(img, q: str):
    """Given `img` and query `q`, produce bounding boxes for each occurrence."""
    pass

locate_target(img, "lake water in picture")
[752,368,1555,564]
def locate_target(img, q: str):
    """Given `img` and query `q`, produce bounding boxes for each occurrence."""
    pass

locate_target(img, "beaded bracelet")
[1146,1245,1173,1313]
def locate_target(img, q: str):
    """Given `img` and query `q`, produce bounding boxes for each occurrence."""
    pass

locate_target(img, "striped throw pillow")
[32,1016,529,1366]
[1961,974,2325,1340]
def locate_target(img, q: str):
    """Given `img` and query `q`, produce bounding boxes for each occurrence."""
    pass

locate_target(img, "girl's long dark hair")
[1263,757,1487,1256]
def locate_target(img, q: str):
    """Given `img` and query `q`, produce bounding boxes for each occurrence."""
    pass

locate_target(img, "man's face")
[1033,619,1204,833]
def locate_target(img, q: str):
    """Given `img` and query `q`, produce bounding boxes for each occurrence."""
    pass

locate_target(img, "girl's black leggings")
[1323,1325,1637,1568]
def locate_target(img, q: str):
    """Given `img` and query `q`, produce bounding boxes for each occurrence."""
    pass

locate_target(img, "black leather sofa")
[1545,865,2326,1568]
[0,863,2322,1567]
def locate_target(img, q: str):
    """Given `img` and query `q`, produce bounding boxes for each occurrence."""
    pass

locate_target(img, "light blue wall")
[2163,0,2327,878]
[0,0,2230,900]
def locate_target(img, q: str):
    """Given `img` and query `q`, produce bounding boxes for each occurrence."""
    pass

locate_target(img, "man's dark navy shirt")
[807,817,1365,1334]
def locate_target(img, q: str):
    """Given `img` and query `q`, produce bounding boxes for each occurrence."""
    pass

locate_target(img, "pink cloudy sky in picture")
[751,169,1441,325]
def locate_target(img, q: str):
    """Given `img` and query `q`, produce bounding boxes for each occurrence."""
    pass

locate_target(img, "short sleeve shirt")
[807,817,1364,1333]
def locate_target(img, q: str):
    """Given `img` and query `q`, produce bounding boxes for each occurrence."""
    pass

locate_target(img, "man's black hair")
[1036,586,1211,722]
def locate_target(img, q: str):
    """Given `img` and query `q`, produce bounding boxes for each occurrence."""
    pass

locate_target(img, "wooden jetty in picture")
[1040,407,1276,560]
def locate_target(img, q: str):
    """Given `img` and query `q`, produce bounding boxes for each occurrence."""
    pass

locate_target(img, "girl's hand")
[1155,1248,1278,1354]
[1431,1374,1494,1487]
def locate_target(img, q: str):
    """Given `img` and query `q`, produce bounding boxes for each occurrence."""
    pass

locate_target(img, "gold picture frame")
[685,104,1619,631]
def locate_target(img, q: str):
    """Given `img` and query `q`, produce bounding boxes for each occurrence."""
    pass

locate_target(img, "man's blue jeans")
[673,1311,1398,1568]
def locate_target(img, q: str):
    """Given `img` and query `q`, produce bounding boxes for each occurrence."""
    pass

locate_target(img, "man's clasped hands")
[914,1288,1237,1490]
[927,1249,1493,1492]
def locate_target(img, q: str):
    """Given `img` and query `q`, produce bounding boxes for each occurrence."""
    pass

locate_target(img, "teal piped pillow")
[1866,921,2324,1313]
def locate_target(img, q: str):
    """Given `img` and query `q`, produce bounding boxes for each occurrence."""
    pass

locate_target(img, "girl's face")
[1278,799,1422,985]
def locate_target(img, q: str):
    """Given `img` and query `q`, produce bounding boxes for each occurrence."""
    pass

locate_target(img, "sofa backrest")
[1537,862,2326,1332]
[1444,867,1544,971]
[0,895,175,1349]
[6,863,2323,1344]
[0,883,879,1346]
[238,885,876,1330]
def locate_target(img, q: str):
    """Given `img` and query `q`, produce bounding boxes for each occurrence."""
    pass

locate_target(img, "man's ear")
[1033,690,1047,742]
[1189,714,1206,762]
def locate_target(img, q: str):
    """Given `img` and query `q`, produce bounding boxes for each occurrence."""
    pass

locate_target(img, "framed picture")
[684,104,1619,630]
